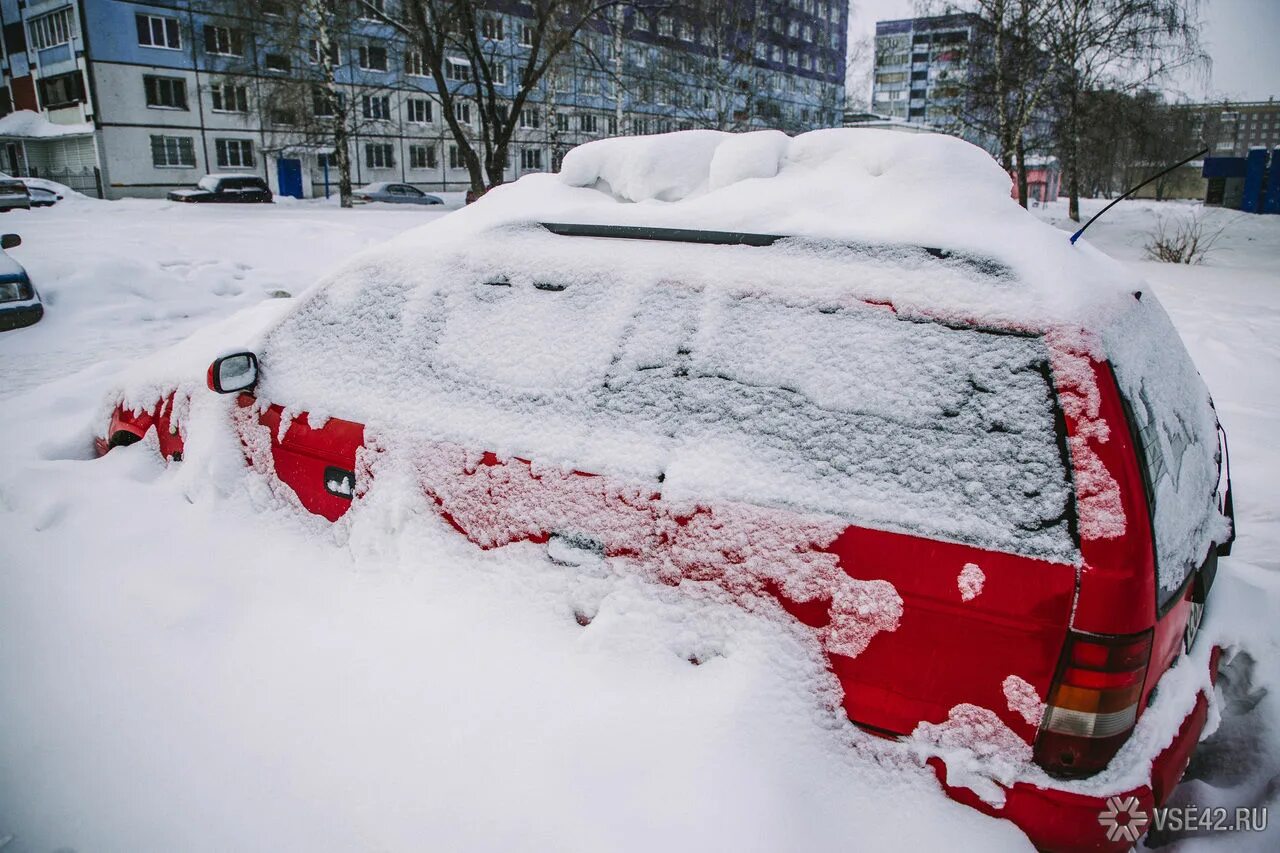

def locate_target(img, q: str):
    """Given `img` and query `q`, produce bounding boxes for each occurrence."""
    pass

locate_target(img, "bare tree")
[358,0,630,196]
[1046,0,1207,221]
[210,0,386,207]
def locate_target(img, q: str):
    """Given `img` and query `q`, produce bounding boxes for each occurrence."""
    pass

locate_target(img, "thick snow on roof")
[0,109,94,139]
[346,129,1139,333]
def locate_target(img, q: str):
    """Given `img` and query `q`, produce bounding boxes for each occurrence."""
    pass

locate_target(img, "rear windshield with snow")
[1104,298,1222,599]
[262,247,1078,562]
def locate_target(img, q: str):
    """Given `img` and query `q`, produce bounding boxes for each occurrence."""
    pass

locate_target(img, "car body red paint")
[96,259,1229,853]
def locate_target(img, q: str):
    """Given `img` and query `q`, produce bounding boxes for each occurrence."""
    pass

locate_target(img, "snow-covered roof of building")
[0,110,94,139]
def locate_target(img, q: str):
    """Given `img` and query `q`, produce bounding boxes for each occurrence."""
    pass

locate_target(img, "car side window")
[402,186,424,197]
[1105,299,1221,605]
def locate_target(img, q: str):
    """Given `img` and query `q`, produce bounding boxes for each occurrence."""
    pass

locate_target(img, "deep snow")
[0,186,1277,852]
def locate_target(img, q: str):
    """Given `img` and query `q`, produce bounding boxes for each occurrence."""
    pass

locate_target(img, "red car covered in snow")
[95,132,1235,852]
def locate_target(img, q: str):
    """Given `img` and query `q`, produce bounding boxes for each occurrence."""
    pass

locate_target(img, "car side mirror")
[207,352,259,394]
[1,234,21,250]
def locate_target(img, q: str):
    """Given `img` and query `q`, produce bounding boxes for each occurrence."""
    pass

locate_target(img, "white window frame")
[520,148,544,170]
[210,81,249,113]
[150,134,195,168]
[481,15,504,41]
[143,75,188,110]
[365,142,395,169]
[406,97,433,123]
[215,138,255,168]
[362,94,391,120]
[358,44,389,71]
[409,144,437,169]
[205,24,242,57]
[29,7,77,51]
[137,13,180,50]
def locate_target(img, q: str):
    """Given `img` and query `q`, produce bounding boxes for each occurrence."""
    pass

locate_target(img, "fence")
[26,166,103,199]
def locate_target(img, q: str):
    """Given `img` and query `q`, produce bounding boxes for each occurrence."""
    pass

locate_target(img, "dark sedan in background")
[168,175,273,204]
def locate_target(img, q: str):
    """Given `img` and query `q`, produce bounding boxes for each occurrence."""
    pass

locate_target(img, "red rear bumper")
[935,649,1218,852]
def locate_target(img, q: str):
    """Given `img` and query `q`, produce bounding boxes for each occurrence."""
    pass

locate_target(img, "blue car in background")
[0,233,42,332]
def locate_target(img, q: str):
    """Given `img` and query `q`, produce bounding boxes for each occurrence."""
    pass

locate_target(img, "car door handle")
[547,532,605,567]
[324,466,355,499]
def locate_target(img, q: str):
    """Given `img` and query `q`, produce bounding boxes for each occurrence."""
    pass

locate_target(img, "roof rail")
[537,222,1015,280]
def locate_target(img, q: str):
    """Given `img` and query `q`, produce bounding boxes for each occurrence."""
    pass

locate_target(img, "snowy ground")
[1,194,1278,852]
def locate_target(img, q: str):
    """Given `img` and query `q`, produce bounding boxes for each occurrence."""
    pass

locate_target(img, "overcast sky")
[846,0,1279,104]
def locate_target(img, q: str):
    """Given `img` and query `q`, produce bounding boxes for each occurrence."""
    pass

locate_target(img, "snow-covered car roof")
[325,129,1139,334]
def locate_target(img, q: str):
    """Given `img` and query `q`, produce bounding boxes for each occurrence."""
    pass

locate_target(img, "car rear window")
[271,270,1076,561]
[1104,298,1222,600]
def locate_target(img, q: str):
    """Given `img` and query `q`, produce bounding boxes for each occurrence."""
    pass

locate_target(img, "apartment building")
[871,14,976,139]
[0,0,847,199]
[1182,99,1280,158]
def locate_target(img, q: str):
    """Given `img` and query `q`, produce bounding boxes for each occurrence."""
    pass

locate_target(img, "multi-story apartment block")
[871,14,976,139]
[0,0,847,199]
[1181,99,1280,158]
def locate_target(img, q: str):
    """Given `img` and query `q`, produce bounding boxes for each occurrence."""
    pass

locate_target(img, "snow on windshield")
[197,176,220,192]
[260,233,1076,562]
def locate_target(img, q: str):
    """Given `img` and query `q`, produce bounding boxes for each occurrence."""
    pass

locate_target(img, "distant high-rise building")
[871,14,978,142]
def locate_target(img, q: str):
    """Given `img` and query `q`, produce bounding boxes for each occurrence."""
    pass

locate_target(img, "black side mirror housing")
[207,352,259,394]
[1,234,21,250]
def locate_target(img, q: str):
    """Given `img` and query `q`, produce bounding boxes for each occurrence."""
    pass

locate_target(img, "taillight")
[1034,630,1152,777]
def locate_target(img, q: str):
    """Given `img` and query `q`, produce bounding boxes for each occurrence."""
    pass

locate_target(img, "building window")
[658,16,673,37]
[136,13,180,49]
[362,95,391,120]
[678,21,691,41]
[37,71,85,108]
[264,53,291,72]
[454,101,471,124]
[448,144,464,169]
[312,87,338,116]
[360,0,385,19]
[151,135,195,168]
[358,44,388,71]
[519,107,540,128]
[555,113,570,131]
[446,59,469,81]
[579,114,598,133]
[490,62,507,85]
[580,75,599,96]
[410,144,437,169]
[519,24,534,46]
[210,82,248,113]
[144,75,188,110]
[481,15,504,40]
[215,138,255,168]
[365,143,394,169]
[407,97,433,123]
[309,39,340,65]
[635,14,651,33]
[607,115,618,135]
[405,50,427,76]
[520,148,543,170]
[204,24,242,56]
[29,7,77,51]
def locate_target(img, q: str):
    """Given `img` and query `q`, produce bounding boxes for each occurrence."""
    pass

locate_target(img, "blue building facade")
[0,0,847,198]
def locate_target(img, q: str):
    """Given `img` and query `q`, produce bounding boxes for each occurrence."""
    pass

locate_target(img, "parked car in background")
[26,185,63,207]
[0,177,31,212]
[0,233,42,331]
[352,182,443,205]
[168,175,273,204]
